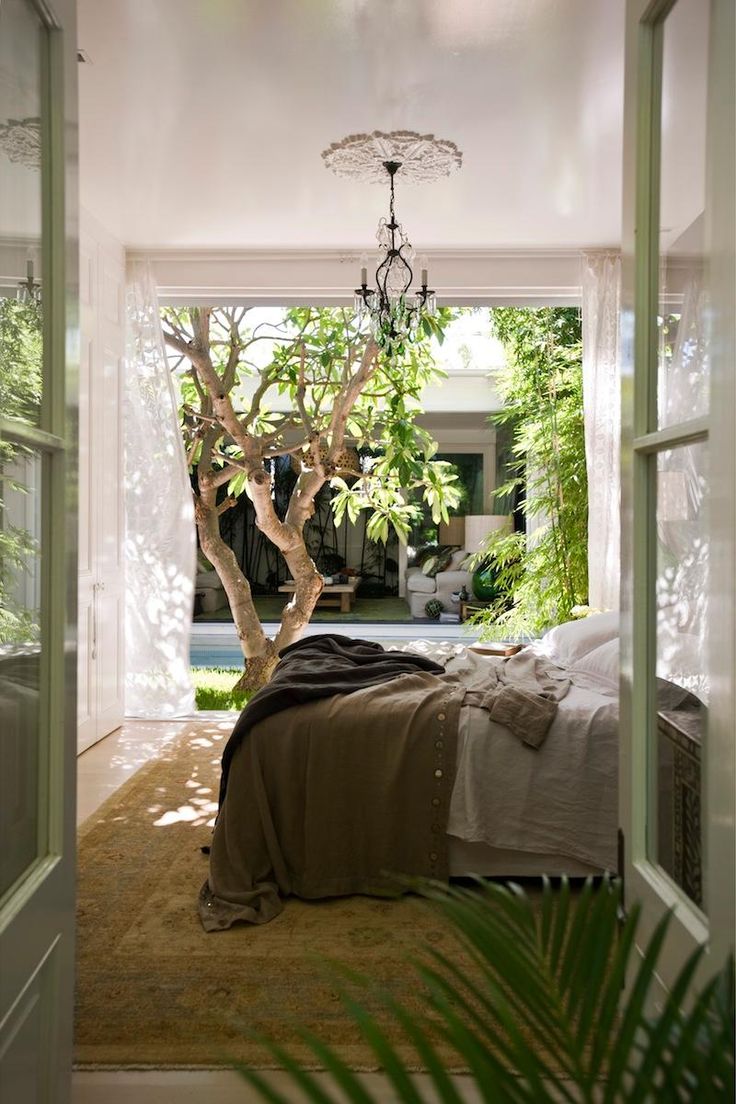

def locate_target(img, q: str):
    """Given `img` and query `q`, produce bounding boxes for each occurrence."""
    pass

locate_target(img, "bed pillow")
[540,610,619,666]
[573,637,619,686]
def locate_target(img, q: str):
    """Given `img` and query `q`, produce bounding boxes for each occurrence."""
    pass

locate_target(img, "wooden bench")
[279,576,361,614]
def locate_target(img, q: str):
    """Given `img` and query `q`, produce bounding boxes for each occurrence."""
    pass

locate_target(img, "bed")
[199,614,623,931]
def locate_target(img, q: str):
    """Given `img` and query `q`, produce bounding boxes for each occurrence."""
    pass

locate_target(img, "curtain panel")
[124,262,196,717]
[582,252,622,612]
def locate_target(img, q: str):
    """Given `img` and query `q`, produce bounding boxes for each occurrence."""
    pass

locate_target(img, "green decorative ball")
[472,561,499,601]
[424,598,443,620]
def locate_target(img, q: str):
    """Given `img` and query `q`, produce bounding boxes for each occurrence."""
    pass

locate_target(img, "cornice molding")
[126,246,618,306]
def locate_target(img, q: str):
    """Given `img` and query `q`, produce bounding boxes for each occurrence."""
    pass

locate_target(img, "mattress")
[447,835,604,878]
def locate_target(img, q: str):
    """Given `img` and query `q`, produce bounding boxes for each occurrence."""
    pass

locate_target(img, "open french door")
[620,0,735,993]
[0,0,78,1099]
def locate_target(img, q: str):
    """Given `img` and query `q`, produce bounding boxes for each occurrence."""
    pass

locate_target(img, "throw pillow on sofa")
[421,547,454,578]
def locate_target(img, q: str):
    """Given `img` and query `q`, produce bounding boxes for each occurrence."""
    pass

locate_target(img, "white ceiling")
[77,0,626,251]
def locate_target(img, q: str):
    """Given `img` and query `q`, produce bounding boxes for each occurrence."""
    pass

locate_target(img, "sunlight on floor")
[76,717,237,827]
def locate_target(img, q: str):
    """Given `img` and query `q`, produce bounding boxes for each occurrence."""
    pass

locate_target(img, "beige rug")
[76,720,473,1070]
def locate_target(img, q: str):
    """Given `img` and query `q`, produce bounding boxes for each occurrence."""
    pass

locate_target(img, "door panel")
[0,942,59,1104]
[621,0,735,988]
[77,225,125,751]
[95,588,125,735]
[0,0,77,1099]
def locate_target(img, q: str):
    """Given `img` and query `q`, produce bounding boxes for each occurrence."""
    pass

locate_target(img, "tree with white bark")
[162,305,460,690]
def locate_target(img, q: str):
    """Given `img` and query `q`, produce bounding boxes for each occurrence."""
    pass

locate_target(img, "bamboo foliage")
[472,308,589,640]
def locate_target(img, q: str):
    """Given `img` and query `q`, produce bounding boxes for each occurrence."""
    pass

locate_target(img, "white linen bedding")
[446,647,619,873]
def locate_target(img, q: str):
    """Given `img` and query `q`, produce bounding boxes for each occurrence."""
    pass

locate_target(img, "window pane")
[0,449,43,898]
[653,442,707,908]
[0,0,44,426]
[657,0,710,428]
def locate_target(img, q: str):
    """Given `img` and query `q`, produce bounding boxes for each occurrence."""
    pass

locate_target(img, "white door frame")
[620,0,735,985]
[0,0,78,1098]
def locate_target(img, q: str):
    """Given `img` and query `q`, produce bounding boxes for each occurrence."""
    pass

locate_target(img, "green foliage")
[0,297,42,425]
[190,667,251,711]
[0,298,43,645]
[237,878,734,1103]
[473,308,588,639]
[165,305,461,550]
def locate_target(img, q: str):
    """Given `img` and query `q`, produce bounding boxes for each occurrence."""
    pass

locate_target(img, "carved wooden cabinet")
[657,709,703,908]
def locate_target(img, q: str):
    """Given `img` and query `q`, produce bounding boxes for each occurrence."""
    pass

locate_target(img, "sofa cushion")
[448,548,469,569]
[406,571,437,595]
[435,569,472,588]
[196,570,222,589]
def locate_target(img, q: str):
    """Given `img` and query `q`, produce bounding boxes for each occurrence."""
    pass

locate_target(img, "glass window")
[653,442,707,907]
[657,0,710,427]
[0,450,43,897]
[0,0,46,899]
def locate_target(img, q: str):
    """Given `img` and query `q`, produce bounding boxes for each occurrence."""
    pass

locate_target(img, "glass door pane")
[0,449,44,896]
[654,442,708,907]
[657,0,710,427]
[643,0,711,915]
[0,0,46,899]
[0,0,44,425]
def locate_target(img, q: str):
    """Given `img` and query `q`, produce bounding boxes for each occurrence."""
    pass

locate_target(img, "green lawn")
[191,667,251,711]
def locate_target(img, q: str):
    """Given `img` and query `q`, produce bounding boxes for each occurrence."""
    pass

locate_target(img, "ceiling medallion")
[322,130,462,356]
[321,129,462,184]
[0,116,41,170]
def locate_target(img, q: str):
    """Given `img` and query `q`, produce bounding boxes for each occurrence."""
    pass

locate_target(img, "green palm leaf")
[237,877,734,1103]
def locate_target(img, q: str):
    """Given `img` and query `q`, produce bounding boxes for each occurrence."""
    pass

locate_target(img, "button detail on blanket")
[431,797,440,806]
[434,769,443,778]
[437,712,446,721]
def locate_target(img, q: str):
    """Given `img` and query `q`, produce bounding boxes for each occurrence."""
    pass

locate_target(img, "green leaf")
[227,471,247,498]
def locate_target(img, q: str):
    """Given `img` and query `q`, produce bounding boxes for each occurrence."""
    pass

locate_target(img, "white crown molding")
[125,246,613,306]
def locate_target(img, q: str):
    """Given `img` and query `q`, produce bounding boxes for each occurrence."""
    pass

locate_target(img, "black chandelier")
[353,160,436,354]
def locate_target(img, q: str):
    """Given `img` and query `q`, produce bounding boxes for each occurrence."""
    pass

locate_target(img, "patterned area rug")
[75,720,472,1070]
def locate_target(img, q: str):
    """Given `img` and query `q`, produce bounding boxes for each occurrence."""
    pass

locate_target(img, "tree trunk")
[162,315,380,693]
[195,466,326,692]
[232,643,279,693]
[194,484,275,692]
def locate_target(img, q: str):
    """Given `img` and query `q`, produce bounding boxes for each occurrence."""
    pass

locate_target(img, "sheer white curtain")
[124,262,196,717]
[582,252,622,611]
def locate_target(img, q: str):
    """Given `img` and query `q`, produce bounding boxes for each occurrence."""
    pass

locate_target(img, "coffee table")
[279,576,361,614]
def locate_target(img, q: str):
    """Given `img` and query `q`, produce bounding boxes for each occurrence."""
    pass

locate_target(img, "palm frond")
[237,878,735,1103]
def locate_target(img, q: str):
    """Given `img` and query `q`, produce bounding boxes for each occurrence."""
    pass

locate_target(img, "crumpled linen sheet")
[447,648,618,872]
[457,647,572,748]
